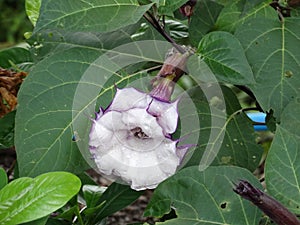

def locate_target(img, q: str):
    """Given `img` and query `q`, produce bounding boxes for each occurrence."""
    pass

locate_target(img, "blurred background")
[0,0,32,49]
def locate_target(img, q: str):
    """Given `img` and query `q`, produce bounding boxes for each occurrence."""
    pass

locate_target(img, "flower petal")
[176,145,190,163]
[108,87,149,112]
[147,98,179,134]
[99,110,126,130]
[126,140,179,190]
[122,108,164,139]
[89,120,113,149]
[89,111,125,149]
[94,137,179,190]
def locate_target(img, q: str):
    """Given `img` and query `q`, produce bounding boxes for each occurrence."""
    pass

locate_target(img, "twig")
[233,180,300,225]
[143,12,186,54]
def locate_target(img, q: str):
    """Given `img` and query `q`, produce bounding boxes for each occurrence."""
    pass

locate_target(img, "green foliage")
[265,99,300,214]
[197,31,254,84]
[1,0,299,224]
[189,0,224,46]
[180,85,262,171]
[157,0,188,15]
[84,183,142,224]
[0,111,15,149]
[82,185,107,208]
[0,172,81,225]
[0,168,7,190]
[25,0,41,26]
[33,0,152,33]
[15,47,100,177]
[0,0,32,45]
[215,0,274,33]
[235,17,300,119]
[0,47,33,69]
[144,166,262,224]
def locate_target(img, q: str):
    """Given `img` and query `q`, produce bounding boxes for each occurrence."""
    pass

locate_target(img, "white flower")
[89,87,187,190]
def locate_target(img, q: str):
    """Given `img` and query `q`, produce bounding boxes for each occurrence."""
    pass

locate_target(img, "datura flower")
[89,87,188,190]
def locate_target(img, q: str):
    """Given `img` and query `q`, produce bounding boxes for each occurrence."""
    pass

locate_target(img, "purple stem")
[233,180,300,225]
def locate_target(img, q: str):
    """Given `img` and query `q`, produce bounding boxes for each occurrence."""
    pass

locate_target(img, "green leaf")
[189,0,224,46]
[235,17,300,119]
[45,218,70,225]
[0,47,33,70]
[0,111,15,149]
[21,216,48,225]
[265,126,300,213]
[0,172,81,225]
[29,21,142,61]
[86,182,142,224]
[0,168,7,190]
[34,0,152,33]
[25,0,41,26]
[128,223,147,225]
[259,217,272,225]
[19,25,146,177]
[55,205,78,222]
[275,98,300,134]
[15,48,100,176]
[197,31,254,85]
[265,99,300,214]
[182,85,262,171]
[158,0,188,15]
[215,0,275,33]
[219,86,262,169]
[144,166,262,224]
[83,185,107,208]
[165,19,188,43]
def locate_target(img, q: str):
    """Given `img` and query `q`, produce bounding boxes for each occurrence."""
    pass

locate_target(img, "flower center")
[130,127,149,139]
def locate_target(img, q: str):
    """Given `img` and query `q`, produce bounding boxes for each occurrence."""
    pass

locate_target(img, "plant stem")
[143,12,186,54]
[234,180,300,225]
[74,205,84,225]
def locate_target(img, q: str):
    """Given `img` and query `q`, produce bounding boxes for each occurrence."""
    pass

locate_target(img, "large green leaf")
[86,182,142,224]
[215,0,274,33]
[29,22,142,61]
[15,47,100,176]
[18,43,125,176]
[0,172,81,225]
[25,0,41,26]
[197,31,255,85]
[33,0,152,33]
[182,84,262,171]
[235,17,300,119]
[219,86,262,169]
[265,99,300,214]
[144,166,262,225]
[189,0,224,46]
